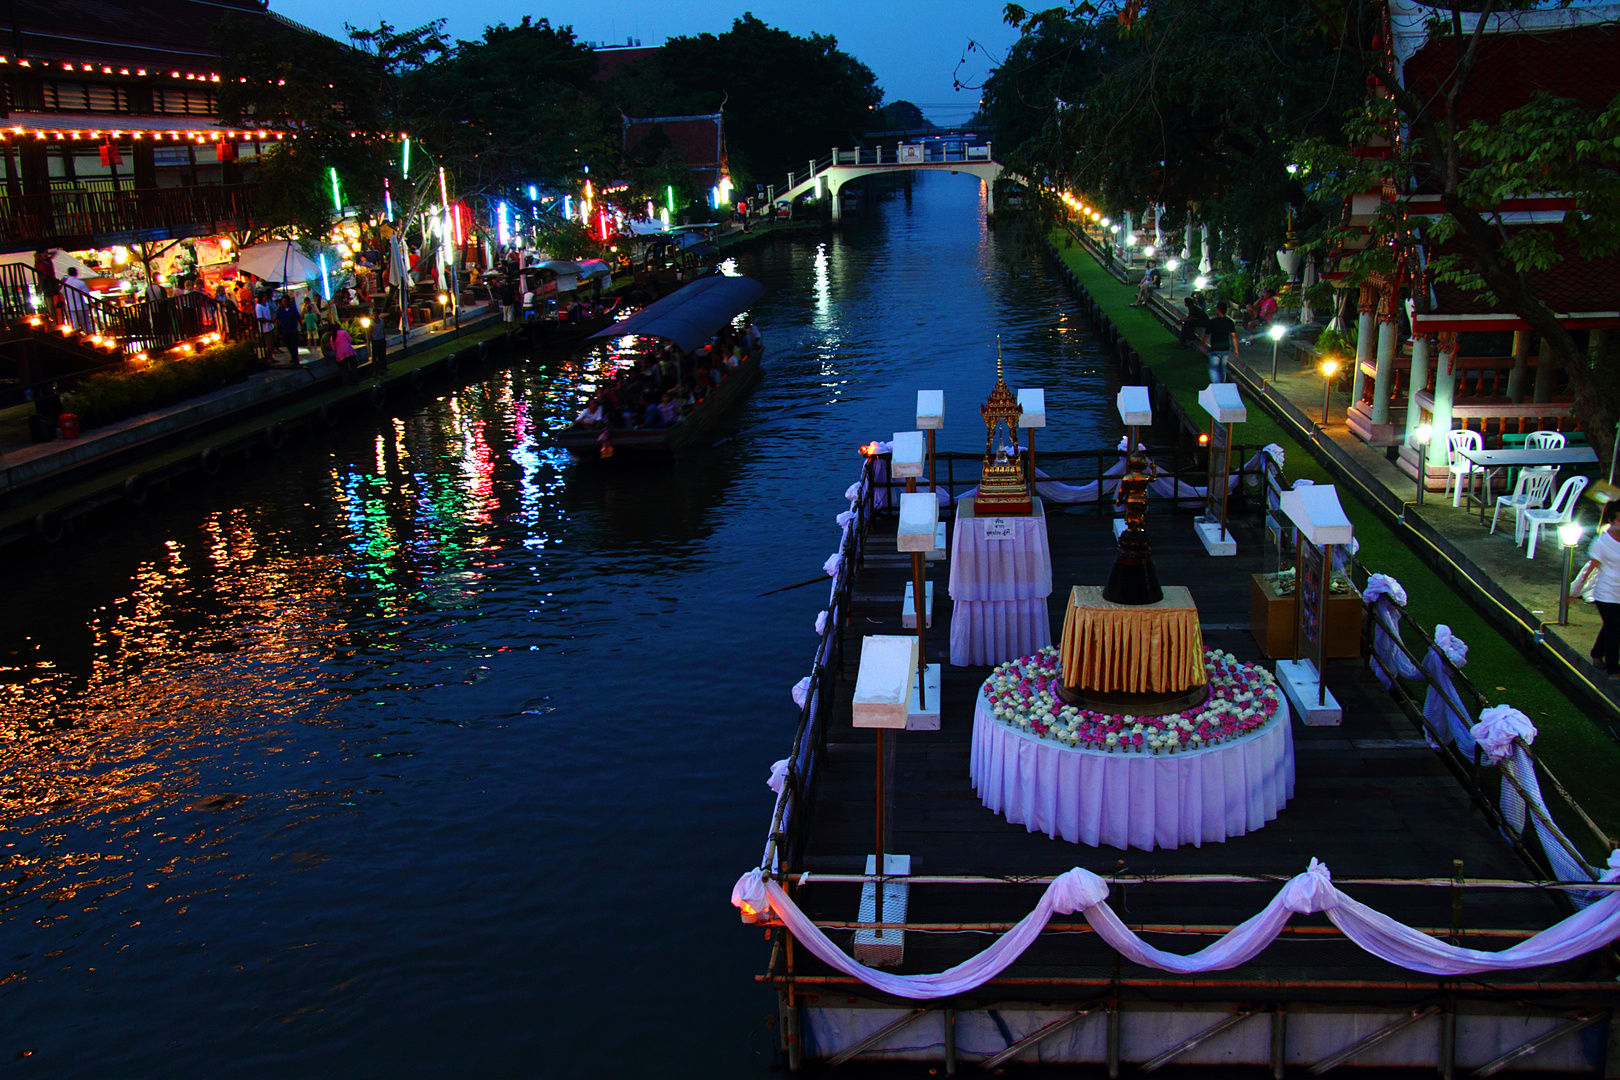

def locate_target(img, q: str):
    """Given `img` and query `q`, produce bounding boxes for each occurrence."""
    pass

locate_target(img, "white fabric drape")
[731,856,1620,1000]
[1364,576,1423,691]
[970,691,1295,850]
[949,447,1280,509]
[1420,625,1473,750]
[949,502,1054,666]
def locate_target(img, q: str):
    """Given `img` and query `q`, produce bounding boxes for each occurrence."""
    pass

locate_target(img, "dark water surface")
[0,175,1116,1077]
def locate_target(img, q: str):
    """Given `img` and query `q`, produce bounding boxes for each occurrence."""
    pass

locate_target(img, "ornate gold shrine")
[974,351,1032,515]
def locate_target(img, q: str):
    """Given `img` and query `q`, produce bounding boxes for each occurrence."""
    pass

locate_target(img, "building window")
[152,146,192,168]
[152,88,216,116]
[40,81,131,112]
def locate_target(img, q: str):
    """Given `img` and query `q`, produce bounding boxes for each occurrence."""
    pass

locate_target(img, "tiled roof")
[8,0,317,69]
[1404,21,1620,129]
[1429,228,1620,323]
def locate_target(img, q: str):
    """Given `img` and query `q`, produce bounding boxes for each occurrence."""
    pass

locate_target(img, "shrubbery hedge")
[63,342,257,428]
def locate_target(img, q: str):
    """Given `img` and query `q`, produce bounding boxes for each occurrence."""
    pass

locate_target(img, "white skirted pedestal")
[969,689,1295,850]
[948,497,1054,666]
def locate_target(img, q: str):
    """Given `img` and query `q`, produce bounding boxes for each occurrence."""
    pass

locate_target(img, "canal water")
[0,174,1117,1077]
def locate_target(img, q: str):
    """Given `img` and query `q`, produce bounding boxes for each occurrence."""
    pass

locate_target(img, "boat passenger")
[640,393,667,429]
[659,391,681,425]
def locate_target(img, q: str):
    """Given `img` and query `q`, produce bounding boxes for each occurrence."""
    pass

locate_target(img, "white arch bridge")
[770,136,1006,223]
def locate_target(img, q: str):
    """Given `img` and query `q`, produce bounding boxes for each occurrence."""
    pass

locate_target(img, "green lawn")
[1050,230,1620,842]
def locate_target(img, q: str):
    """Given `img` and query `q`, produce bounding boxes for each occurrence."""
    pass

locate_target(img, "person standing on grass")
[1205,301,1239,382]
[1581,501,1620,680]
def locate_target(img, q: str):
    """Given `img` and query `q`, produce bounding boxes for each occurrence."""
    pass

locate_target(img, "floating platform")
[751,463,1619,1073]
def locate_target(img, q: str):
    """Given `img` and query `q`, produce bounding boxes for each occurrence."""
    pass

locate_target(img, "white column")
[1404,334,1430,444]
[1351,285,1376,407]
[1505,330,1531,402]
[1371,317,1399,426]
[1426,334,1458,471]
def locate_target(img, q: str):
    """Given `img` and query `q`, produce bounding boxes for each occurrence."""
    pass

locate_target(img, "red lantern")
[99,142,122,167]
[215,140,236,161]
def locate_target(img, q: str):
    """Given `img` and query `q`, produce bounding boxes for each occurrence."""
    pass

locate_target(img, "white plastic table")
[1457,446,1597,523]
[948,497,1053,666]
[969,687,1295,850]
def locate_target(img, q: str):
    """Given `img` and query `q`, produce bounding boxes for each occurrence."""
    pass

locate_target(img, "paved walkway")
[1048,227,1620,832]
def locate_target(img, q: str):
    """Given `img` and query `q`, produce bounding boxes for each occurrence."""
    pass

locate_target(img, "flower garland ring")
[983,647,1284,754]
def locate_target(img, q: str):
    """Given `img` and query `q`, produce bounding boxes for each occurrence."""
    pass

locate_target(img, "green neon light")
[330,167,342,214]
[402,136,411,178]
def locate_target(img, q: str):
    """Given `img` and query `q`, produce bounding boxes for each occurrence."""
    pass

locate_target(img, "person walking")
[60,266,93,332]
[369,310,389,373]
[301,297,320,349]
[1205,301,1239,383]
[254,292,277,360]
[275,294,300,362]
[331,323,359,384]
[1580,501,1620,680]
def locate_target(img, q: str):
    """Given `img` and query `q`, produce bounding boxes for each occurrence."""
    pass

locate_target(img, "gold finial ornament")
[975,337,1032,515]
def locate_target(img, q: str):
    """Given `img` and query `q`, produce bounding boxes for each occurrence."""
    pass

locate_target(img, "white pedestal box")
[901,580,934,628]
[891,430,926,479]
[907,664,942,731]
[897,491,939,553]
[1195,518,1237,556]
[915,390,944,430]
[1198,382,1248,424]
[1016,388,1046,429]
[1277,659,1342,726]
[1117,386,1153,427]
[925,521,947,563]
[1113,518,1128,539]
[853,636,918,729]
[854,853,911,967]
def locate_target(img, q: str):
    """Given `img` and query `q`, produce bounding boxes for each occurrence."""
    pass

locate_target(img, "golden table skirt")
[1059,585,1206,694]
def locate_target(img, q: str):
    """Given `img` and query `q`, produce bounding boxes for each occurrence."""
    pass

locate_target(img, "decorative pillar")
[1427,332,1459,470]
[1404,334,1431,444]
[1505,330,1531,402]
[1370,287,1400,425]
[1351,284,1377,406]
[1532,336,1556,404]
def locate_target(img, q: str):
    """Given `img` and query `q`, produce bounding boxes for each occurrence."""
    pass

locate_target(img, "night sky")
[268,0,1018,127]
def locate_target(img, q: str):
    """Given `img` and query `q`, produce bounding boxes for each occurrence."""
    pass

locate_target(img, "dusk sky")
[269,0,1019,126]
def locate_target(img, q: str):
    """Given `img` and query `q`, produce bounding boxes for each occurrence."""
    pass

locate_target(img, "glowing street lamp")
[1267,323,1287,381]
[1319,359,1340,425]
[1413,423,1433,507]
[1164,258,1180,300]
[1193,274,1209,294]
[1558,522,1586,624]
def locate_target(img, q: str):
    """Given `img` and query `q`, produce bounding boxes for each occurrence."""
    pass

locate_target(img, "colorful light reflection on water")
[0,174,1116,1078]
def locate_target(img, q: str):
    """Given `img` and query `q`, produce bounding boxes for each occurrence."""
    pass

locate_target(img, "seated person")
[1130,267,1162,307]
[658,390,681,425]
[576,397,606,427]
[641,393,667,429]
[1248,290,1279,330]
[1177,296,1209,347]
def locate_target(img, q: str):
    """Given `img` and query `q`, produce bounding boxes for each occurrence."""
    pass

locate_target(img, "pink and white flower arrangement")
[982,646,1283,753]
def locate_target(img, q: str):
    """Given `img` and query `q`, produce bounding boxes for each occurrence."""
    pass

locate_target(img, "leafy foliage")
[64,342,257,428]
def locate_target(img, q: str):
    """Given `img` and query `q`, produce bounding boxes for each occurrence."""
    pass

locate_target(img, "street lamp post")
[1319,359,1340,425]
[1413,424,1433,507]
[1165,258,1180,301]
[1558,522,1586,625]
[1268,323,1287,381]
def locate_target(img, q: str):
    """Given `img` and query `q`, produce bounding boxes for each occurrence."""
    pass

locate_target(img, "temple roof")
[4,1,321,72]
[1417,228,1620,331]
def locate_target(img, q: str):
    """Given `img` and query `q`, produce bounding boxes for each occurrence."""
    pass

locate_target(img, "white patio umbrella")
[1299,256,1318,324]
[1199,224,1213,275]
[234,241,322,285]
[1181,221,1193,262]
[0,249,98,279]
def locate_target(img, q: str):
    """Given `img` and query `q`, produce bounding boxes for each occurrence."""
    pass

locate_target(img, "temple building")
[1328,0,1620,487]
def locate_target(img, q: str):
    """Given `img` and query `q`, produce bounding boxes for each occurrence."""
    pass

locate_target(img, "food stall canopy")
[588,275,765,352]
[0,250,97,280]
[234,241,322,285]
[576,259,613,280]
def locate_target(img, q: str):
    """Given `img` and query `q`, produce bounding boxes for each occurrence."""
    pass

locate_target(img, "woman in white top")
[1586,501,1620,678]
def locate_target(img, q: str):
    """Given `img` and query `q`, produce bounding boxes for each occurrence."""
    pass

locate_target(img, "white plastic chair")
[1525,430,1566,450]
[1444,429,1484,507]
[1491,468,1556,543]
[1523,475,1589,558]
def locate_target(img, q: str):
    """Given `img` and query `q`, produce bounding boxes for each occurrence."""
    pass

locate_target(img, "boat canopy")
[589,275,765,353]
[576,259,613,279]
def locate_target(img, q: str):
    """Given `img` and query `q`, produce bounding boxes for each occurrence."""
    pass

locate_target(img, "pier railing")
[759,454,878,876]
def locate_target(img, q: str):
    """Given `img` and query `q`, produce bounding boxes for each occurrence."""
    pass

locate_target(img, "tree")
[878,101,934,132]
[598,14,882,185]
[1309,0,1620,473]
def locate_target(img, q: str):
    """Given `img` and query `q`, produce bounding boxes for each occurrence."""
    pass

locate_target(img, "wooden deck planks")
[790,504,1571,985]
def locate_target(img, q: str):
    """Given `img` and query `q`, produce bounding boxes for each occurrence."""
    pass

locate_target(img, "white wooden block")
[891,430,926,478]
[901,580,934,628]
[925,521,947,562]
[907,664,942,731]
[853,635,918,729]
[1280,485,1354,546]
[1017,388,1046,428]
[1117,386,1153,427]
[1198,382,1247,423]
[853,854,910,966]
[897,491,939,551]
[1195,518,1237,556]
[916,390,944,430]
[1113,517,1128,539]
[1277,659,1342,726]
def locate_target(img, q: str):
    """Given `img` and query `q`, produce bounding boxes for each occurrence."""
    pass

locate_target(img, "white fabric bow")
[823,553,842,578]
[790,676,811,708]
[1471,704,1537,764]
[835,510,857,528]
[1433,624,1468,666]
[731,869,770,922]
[1363,574,1407,608]
[1280,858,1340,914]
[767,759,789,795]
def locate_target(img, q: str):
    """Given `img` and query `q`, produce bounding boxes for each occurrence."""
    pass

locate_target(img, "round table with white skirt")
[969,688,1295,850]
[949,496,1053,666]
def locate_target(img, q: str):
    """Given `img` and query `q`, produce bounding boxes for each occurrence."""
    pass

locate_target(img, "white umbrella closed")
[235,241,322,285]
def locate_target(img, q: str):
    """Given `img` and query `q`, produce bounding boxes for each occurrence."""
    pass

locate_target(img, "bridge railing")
[777,141,998,202]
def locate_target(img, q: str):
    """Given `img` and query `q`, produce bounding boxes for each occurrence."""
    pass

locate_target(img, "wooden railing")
[0,182,265,248]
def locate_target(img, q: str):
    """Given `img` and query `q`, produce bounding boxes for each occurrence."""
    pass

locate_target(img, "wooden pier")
[753,455,1620,1072]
